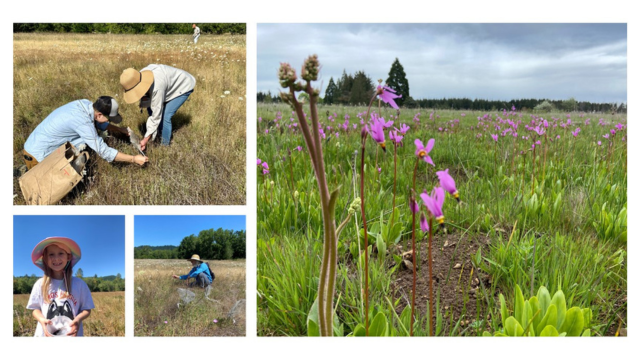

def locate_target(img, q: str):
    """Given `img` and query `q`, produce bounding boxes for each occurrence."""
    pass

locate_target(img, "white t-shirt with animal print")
[27,277,95,337]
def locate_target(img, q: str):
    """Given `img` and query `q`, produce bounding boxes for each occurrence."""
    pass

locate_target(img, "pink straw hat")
[31,237,81,271]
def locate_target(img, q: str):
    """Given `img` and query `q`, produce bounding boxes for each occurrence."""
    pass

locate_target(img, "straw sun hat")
[31,237,81,271]
[120,68,154,104]
[189,254,203,262]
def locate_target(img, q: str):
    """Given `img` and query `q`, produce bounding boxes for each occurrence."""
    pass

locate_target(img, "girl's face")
[45,245,71,273]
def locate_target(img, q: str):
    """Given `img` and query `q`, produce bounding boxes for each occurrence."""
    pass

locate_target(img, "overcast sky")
[258,23,627,104]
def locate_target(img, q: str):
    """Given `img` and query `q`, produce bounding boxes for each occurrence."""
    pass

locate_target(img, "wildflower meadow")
[257,56,626,337]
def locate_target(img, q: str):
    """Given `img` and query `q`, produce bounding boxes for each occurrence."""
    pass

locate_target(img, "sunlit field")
[135,259,245,336]
[13,33,245,205]
[257,102,626,336]
[14,291,125,337]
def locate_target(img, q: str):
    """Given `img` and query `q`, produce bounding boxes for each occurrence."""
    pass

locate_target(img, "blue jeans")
[154,90,193,145]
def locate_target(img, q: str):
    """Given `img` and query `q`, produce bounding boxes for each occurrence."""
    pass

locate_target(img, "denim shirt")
[24,100,118,162]
[179,262,212,282]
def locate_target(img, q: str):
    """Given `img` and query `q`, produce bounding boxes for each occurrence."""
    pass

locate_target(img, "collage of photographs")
[5,5,633,359]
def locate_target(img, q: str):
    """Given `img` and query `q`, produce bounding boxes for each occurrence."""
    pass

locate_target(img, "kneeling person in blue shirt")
[22,96,149,170]
[173,254,213,288]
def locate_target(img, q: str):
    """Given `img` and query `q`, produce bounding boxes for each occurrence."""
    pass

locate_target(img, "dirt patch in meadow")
[392,231,495,336]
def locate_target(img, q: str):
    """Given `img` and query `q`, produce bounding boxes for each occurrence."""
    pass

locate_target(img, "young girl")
[27,237,94,337]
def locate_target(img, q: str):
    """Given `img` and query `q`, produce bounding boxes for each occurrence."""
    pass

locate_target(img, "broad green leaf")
[482,331,492,337]
[550,290,567,329]
[536,304,558,335]
[307,297,320,337]
[504,316,524,337]
[529,296,542,334]
[515,285,525,324]
[559,307,584,336]
[582,308,592,329]
[539,325,560,337]
[400,305,412,336]
[537,286,551,317]
[369,312,389,337]
[351,323,366,337]
[582,329,591,337]
[499,294,508,326]
[377,235,387,261]
[523,300,534,336]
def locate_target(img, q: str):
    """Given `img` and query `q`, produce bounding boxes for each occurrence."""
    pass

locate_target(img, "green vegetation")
[257,103,626,336]
[135,228,246,260]
[13,273,125,294]
[13,23,246,35]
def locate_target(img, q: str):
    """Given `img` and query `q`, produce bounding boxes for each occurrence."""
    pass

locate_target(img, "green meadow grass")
[257,104,626,336]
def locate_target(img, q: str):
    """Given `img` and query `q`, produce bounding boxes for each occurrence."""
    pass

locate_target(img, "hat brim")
[109,114,123,124]
[31,237,81,271]
[123,70,154,104]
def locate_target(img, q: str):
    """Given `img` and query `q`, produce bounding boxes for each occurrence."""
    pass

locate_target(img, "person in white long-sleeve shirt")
[22,96,148,170]
[192,24,200,44]
[119,65,196,149]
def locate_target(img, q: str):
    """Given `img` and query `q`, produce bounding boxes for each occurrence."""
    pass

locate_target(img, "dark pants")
[190,273,211,288]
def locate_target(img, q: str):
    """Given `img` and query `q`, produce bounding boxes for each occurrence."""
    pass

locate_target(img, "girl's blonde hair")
[40,246,74,304]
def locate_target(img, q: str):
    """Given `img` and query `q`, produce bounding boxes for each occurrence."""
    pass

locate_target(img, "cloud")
[258,23,627,103]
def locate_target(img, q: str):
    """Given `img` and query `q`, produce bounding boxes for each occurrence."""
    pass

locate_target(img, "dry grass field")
[13,33,246,205]
[13,291,125,337]
[135,259,245,336]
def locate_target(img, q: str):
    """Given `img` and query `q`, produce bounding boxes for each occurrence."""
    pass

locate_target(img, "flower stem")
[410,158,420,336]
[359,92,378,336]
[428,216,434,337]
[390,143,398,228]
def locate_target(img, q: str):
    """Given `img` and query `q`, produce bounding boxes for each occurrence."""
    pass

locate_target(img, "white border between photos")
[3,1,636,359]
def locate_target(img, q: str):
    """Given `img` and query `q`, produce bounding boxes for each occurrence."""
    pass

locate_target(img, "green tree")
[75,268,84,278]
[336,70,354,105]
[385,58,410,107]
[349,71,375,105]
[324,77,338,105]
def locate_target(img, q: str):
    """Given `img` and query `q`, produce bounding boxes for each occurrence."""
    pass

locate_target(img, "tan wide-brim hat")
[189,254,203,262]
[120,68,154,104]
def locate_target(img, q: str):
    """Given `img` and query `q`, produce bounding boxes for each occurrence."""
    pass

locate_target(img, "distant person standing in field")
[27,237,94,337]
[192,24,200,44]
[22,97,148,170]
[120,65,196,149]
[172,254,213,288]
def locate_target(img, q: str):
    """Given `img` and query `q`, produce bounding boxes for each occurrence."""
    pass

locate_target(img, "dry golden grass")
[13,291,125,337]
[134,259,245,336]
[13,33,246,205]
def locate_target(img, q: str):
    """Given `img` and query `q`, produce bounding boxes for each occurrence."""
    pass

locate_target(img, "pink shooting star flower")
[367,117,387,152]
[420,187,446,228]
[572,128,581,137]
[491,134,499,142]
[398,124,410,135]
[610,129,616,135]
[597,141,602,146]
[414,138,435,166]
[603,134,610,140]
[410,199,419,214]
[420,213,429,233]
[261,162,269,175]
[265,129,269,134]
[296,146,302,152]
[377,167,382,174]
[376,85,402,109]
[389,130,403,145]
[257,158,262,165]
[436,169,459,202]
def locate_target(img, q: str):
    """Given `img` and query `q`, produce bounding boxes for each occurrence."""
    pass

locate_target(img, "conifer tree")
[386,58,410,107]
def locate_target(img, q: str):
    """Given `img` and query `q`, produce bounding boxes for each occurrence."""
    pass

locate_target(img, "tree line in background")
[13,23,246,35]
[134,228,246,260]
[257,57,626,113]
[13,273,125,295]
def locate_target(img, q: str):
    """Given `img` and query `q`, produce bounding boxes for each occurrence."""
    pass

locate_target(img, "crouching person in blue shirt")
[22,96,149,170]
[173,254,213,288]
